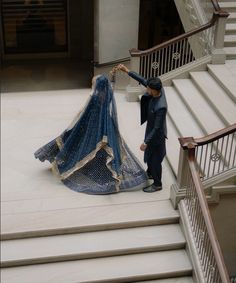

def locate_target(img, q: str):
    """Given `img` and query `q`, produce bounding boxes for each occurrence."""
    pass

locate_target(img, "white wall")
[94,0,140,64]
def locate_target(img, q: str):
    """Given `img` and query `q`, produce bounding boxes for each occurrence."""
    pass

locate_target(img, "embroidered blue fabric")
[35,75,148,194]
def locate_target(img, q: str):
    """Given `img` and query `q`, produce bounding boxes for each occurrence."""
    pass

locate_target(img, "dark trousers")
[145,141,166,186]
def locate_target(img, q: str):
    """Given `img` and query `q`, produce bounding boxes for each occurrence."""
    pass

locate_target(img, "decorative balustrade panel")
[139,37,194,78]
[130,0,228,80]
[195,132,236,181]
[139,29,214,79]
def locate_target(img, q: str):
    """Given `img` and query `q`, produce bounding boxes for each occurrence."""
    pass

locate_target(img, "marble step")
[166,115,180,176]
[138,278,194,283]
[227,12,236,23]
[190,71,236,125]
[224,47,236,59]
[1,200,179,240]
[1,249,192,283]
[226,23,236,35]
[224,35,236,47]
[219,2,236,12]
[1,224,185,267]
[0,185,172,215]
[207,62,236,102]
[172,79,226,135]
[165,86,204,138]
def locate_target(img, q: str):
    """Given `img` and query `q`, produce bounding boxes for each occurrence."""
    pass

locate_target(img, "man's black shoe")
[143,184,162,193]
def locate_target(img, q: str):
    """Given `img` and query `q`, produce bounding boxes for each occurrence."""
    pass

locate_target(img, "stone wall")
[209,194,236,277]
[94,0,140,64]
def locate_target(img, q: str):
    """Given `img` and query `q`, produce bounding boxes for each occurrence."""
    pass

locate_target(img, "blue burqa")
[35,75,148,194]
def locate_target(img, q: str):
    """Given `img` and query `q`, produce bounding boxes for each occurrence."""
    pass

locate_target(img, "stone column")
[170,137,197,209]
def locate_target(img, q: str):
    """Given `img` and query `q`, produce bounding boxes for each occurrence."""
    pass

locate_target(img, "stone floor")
[1,87,175,216]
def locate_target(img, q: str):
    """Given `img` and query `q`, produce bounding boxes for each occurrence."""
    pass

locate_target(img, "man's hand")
[140,143,147,151]
[110,66,118,75]
[118,64,130,73]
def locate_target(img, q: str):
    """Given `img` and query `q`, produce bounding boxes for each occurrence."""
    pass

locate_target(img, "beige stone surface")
[190,71,236,125]
[1,89,174,208]
[1,250,192,283]
[1,200,179,238]
[1,88,177,238]
[173,78,226,134]
[1,224,185,265]
[208,60,236,100]
[138,278,194,283]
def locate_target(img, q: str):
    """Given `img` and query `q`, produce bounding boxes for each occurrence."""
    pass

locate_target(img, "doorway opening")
[138,0,184,50]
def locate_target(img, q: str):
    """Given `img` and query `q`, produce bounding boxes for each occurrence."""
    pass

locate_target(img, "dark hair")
[147,77,162,90]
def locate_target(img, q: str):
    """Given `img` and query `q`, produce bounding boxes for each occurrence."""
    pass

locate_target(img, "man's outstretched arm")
[118,64,148,87]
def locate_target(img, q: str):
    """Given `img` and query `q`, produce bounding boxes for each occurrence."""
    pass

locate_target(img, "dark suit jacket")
[128,71,168,147]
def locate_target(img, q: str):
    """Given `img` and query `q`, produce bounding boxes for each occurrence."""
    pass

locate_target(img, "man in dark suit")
[118,64,167,192]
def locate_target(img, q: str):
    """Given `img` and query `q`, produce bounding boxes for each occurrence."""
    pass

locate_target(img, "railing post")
[211,12,229,64]
[170,137,197,209]
[126,50,142,102]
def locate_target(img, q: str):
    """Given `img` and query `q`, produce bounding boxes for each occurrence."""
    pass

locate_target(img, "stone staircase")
[1,3,236,283]
[2,57,235,281]
[1,200,193,282]
[219,0,236,59]
[0,84,193,282]
[2,62,235,283]
[165,60,236,175]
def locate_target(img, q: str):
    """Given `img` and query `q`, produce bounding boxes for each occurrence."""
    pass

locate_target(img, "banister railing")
[180,124,236,182]
[177,124,236,283]
[130,16,216,58]
[211,0,222,11]
[130,17,214,78]
[184,146,230,283]
[129,0,229,80]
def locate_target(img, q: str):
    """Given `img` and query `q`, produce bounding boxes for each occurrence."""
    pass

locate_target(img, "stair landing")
[1,87,183,281]
[1,88,175,208]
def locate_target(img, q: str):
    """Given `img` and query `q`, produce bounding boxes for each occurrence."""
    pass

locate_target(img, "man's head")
[146,77,162,97]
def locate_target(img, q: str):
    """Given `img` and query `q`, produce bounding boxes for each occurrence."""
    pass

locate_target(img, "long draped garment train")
[34,75,148,194]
